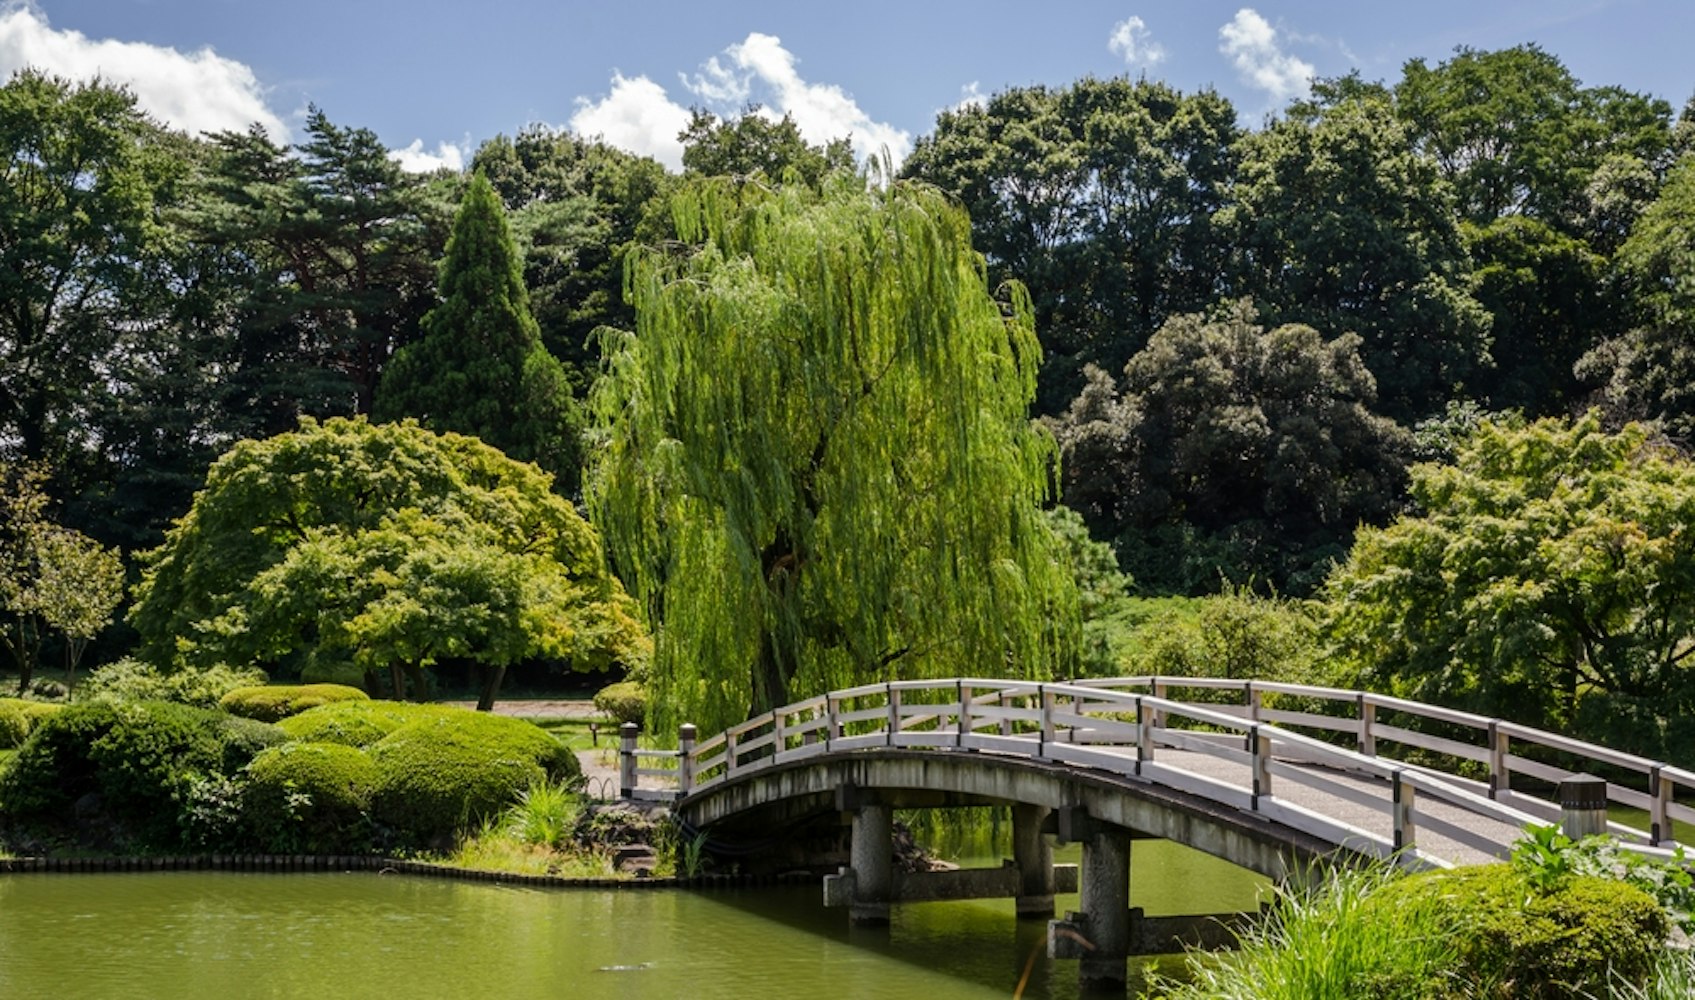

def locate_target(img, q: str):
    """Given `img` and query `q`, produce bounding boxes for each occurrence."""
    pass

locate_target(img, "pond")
[0,841,1267,999]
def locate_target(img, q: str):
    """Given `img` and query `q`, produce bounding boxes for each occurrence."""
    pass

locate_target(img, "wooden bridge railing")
[619,677,1695,867]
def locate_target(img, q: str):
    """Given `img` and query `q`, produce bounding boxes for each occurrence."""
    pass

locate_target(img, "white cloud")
[1108,16,1166,68]
[569,72,692,171]
[390,138,465,173]
[1218,8,1315,104]
[0,2,289,140]
[684,32,912,166]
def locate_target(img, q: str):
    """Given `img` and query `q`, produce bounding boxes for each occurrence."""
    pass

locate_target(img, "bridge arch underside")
[678,749,1344,881]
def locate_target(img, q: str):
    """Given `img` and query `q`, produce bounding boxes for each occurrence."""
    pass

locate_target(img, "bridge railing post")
[955,680,968,747]
[886,686,901,746]
[1151,677,1167,729]
[1244,681,1260,723]
[998,690,1013,737]
[1651,765,1672,846]
[1488,721,1508,798]
[1039,686,1057,751]
[773,707,787,762]
[826,695,842,748]
[1136,697,1154,765]
[618,722,639,799]
[1250,725,1272,806]
[1392,768,1415,852]
[678,724,697,797]
[726,728,740,776]
[1357,694,1375,757]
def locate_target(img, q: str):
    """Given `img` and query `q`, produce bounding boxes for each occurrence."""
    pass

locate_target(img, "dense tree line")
[5,44,1695,746]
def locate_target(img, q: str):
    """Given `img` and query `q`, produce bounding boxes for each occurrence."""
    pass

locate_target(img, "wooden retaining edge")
[0,854,816,890]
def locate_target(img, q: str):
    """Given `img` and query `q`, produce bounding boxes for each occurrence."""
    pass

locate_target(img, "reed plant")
[1148,863,1458,1000]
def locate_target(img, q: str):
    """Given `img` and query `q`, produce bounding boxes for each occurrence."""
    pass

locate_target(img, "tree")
[128,417,646,709]
[1577,155,1695,441]
[1223,97,1490,420]
[588,176,1079,734]
[0,462,123,694]
[680,107,855,185]
[0,71,172,471]
[471,128,670,389]
[902,78,1241,414]
[375,172,582,491]
[1053,302,1412,595]
[1322,414,1695,759]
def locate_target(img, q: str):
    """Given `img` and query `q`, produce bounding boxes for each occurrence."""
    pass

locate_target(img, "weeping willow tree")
[588,174,1080,735]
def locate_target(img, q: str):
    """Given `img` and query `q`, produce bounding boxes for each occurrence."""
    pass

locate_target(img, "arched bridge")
[618,677,1695,987]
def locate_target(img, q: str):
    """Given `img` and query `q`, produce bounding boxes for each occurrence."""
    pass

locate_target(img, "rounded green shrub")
[0,699,32,749]
[81,659,268,709]
[277,700,459,748]
[244,741,379,853]
[592,681,646,727]
[219,683,370,723]
[369,710,579,844]
[1378,865,1668,998]
[0,700,285,848]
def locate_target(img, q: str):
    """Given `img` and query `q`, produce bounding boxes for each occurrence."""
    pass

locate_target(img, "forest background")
[5,43,1695,758]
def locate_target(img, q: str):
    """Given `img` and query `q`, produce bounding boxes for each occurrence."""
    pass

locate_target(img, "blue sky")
[4,1,1692,171]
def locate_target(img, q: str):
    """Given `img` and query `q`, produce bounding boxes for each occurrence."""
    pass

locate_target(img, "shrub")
[244,742,379,853]
[592,681,646,727]
[277,700,459,748]
[219,684,370,723]
[369,710,579,845]
[299,660,368,688]
[1378,865,1668,999]
[0,699,33,749]
[81,659,268,710]
[0,700,285,848]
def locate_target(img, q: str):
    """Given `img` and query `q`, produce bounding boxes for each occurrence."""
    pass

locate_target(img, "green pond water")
[0,841,1268,999]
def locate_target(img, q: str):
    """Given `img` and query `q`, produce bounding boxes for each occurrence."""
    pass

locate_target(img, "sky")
[3,0,1692,172]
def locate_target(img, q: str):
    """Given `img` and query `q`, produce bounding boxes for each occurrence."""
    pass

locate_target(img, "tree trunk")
[748,629,789,720]
[476,664,506,712]
[405,664,428,702]
[389,663,407,702]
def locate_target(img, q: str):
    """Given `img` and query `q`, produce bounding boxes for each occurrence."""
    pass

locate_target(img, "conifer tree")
[376,172,581,490]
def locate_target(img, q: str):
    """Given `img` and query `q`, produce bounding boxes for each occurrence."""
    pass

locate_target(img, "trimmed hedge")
[592,681,646,727]
[369,711,579,844]
[1377,865,1669,998]
[276,700,459,748]
[220,684,370,723]
[244,741,379,853]
[0,699,33,749]
[80,659,268,710]
[0,700,285,848]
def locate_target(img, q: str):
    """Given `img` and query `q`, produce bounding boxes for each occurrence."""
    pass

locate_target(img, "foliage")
[1511,826,1695,934]
[1322,414,1695,757]
[0,462,124,694]
[375,171,582,491]
[0,699,284,848]
[680,107,855,186]
[1377,865,1668,999]
[1054,301,1412,595]
[592,681,646,727]
[1152,864,1458,1000]
[218,684,370,723]
[902,77,1241,414]
[1223,97,1490,421]
[368,710,579,844]
[242,741,378,853]
[0,699,30,749]
[503,778,581,849]
[1609,949,1695,1000]
[275,699,459,748]
[1578,157,1695,442]
[1042,506,1134,675]
[589,175,1078,734]
[79,659,268,710]
[1119,588,1324,687]
[129,417,647,707]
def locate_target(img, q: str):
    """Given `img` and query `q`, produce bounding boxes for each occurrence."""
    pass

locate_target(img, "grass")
[1149,863,1459,1000]
[1610,949,1695,1000]
[436,777,664,879]
[522,717,609,753]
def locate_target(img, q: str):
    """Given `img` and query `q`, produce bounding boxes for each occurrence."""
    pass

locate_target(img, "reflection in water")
[0,843,1266,999]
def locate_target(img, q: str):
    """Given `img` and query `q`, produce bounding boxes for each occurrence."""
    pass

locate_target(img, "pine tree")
[375,172,581,490]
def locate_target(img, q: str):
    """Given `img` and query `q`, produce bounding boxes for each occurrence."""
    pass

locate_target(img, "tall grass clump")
[505,778,580,849]
[1153,863,1457,1000]
[1609,949,1695,1000]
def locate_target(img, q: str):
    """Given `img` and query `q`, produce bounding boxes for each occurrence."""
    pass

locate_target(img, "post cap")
[1559,774,1608,808]
[620,721,640,736]
[679,723,698,740]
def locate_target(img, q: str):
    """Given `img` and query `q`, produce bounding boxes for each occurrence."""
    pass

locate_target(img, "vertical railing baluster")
[678,724,697,798]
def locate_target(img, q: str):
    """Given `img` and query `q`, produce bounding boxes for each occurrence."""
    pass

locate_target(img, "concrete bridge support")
[848,801,893,925]
[1013,803,1055,918]
[1077,828,1131,990]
